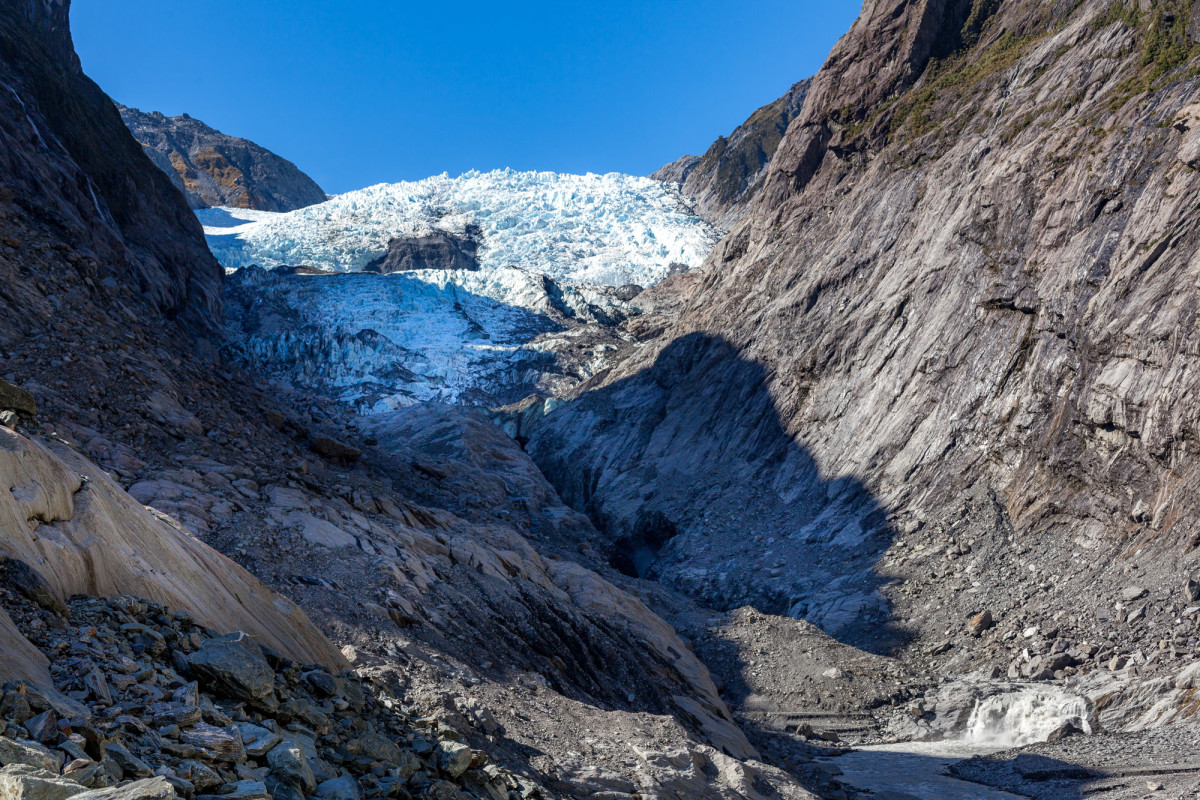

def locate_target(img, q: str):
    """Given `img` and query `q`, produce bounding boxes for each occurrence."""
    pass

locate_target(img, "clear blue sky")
[71,1,861,194]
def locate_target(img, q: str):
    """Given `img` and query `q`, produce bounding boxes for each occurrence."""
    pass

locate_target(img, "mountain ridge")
[652,78,811,228]
[120,105,327,213]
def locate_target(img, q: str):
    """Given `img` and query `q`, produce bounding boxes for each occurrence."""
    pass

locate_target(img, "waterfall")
[962,687,1092,748]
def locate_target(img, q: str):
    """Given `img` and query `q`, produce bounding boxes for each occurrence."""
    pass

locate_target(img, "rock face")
[363,227,481,273]
[119,106,326,212]
[0,1,220,328]
[532,0,1200,669]
[0,425,345,674]
[652,79,810,227]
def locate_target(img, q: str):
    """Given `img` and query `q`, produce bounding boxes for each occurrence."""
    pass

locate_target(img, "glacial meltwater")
[823,685,1093,799]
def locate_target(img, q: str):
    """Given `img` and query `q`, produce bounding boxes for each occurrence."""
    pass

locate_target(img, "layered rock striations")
[531,0,1200,685]
[119,106,327,213]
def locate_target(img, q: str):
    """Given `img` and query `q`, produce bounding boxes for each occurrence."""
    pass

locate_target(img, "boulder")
[967,610,993,636]
[433,741,472,779]
[196,781,267,800]
[230,723,280,759]
[68,778,175,800]
[313,776,359,800]
[185,634,276,710]
[308,436,361,464]
[102,744,152,779]
[0,764,87,800]
[0,381,35,417]
[178,724,246,764]
[0,739,62,774]
[267,741,315,793]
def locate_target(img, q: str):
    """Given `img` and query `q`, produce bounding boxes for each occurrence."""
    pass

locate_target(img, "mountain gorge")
[531,0,1200,758]
[7,0,1200,798]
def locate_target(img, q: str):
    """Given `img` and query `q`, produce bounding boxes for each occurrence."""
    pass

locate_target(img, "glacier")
[211,169,718,409]
[200,168,719,286]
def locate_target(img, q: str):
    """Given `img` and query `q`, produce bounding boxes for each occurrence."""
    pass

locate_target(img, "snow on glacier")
[210,168,720,409]
[199,168,719,287]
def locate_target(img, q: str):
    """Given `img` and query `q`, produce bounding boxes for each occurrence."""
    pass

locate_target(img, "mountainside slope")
[532,0,1200,692]
[652,79,810,227]
[120,105,327,212]
[0,0,220,327]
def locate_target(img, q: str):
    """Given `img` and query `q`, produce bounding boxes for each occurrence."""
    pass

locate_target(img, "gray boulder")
[266,741,315,792]
[70,778,175,800]
[313,776,359,800]
[185,634,277,710]
[433,741,473,779]
[0,764,87,800]
[0,740,62,775]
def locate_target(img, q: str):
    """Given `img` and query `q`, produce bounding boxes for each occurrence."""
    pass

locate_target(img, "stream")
[820,685,1094,799]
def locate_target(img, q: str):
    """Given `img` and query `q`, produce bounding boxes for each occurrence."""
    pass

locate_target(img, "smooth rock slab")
[70,778,175,800]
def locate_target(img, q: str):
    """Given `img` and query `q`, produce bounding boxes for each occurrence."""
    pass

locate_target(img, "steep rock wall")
[0,0,220,326]
[532,0,1200,656]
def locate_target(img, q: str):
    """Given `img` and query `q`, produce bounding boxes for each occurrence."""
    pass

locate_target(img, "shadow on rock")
[527,332,915,655]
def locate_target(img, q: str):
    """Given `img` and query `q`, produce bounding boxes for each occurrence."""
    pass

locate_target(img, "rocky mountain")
[526,0,1200,784]
[0,4,846,799]
[652,79,810,228]
[119,106,327,212]
[14,0,1200,796]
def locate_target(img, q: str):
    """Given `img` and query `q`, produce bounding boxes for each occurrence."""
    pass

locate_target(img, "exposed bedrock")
[528,0,1200,678]
[364,227,482,273]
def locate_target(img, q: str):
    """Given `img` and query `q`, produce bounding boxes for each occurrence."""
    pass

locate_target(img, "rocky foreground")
[13,0,1200,798]
[0,592,541,800]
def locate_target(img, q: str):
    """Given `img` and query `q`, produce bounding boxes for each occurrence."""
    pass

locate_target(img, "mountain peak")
[119,105,327,213]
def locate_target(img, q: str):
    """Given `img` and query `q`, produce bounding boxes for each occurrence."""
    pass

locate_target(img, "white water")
[825,685,1093,799]
[964,686,1092,749]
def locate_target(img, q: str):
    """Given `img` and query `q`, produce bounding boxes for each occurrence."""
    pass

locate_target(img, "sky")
[71,1,862,195]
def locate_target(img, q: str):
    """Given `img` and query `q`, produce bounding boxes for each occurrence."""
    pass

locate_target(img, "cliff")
[532,0,1200,673]
[652,78,810,227]
[0,0,220,327]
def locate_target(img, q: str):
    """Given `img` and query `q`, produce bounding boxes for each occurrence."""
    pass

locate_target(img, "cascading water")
[962,686,1093,749]
[825,684,1096,799]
